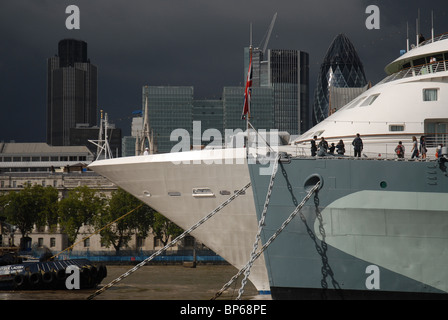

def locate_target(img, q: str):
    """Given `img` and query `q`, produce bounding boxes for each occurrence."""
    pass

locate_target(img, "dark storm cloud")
[1,1,447,142]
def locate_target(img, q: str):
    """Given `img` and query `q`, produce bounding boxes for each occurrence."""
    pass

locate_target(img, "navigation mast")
[89,110,113,160]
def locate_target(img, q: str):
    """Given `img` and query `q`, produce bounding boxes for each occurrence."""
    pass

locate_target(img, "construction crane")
[261,12,277,56]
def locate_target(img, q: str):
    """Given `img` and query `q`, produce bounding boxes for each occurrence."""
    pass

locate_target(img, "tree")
[58,185,105,247]
[0,193,8,221]
[95,188,154,254]
[36,186,59,232]
[152,212,183,247]
[1,184,58,250]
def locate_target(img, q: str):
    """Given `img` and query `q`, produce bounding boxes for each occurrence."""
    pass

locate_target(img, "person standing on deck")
[310,136,317,156]
[352,133,363,157]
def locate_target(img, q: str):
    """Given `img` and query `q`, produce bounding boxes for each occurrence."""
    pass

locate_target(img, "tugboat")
[0,247,107,290]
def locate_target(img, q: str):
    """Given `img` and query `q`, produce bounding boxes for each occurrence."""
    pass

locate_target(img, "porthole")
[304,174,324,192]
[380,181,387,189]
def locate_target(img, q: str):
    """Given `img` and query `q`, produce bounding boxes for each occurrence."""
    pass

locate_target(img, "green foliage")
[37,185,59,231]
[95,188,155,253]
[0,185,184,253]
[58,185,106,246]
[152,212,183,246]
[2,184,59,238]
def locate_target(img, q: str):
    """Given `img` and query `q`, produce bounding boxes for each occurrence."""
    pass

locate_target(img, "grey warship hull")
[248,156,448,299]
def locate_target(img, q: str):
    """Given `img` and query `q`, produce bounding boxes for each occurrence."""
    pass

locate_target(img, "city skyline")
[1,1,448,143]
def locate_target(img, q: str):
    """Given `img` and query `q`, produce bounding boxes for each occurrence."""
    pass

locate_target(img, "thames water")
[0,264,259,300]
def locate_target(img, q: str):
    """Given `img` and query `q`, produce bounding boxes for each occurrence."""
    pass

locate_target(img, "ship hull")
[89,149,271,293]
[249,156,448,299]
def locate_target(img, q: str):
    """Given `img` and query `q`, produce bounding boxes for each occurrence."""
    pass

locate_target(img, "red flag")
[242,49,253,120]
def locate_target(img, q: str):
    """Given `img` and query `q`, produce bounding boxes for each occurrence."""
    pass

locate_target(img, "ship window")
[314,130,325,137]
[423,88,438,101]
[342,96,366,110]
[413,57,426,67]
[360,94,380,107]
[168,192,181,196]
[389,124,404,132]
[192,188,214,197]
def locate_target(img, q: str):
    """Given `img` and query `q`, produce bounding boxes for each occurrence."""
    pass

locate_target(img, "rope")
[236,154,280,299]
[87,182,251,300]
[212,180,320,300]
[50,203,143,260]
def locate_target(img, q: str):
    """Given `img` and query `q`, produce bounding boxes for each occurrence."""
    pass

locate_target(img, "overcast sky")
[1,0,447,142]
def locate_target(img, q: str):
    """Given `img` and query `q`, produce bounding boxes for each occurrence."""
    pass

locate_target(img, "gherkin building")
[313,33,368,124]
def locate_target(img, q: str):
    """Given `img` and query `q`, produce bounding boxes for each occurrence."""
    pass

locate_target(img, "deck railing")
[290,133,448,159]
[419,32,448,47]
[379,59,448,85]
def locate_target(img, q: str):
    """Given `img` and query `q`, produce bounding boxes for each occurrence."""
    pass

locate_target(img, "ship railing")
[379,59,448,85]
[289,133,448,160]
[418,32,448,47]
[425,133,448,148]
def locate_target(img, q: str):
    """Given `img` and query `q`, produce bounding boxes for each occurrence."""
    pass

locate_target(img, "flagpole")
[243,23,253,159]
[246,46,252,158]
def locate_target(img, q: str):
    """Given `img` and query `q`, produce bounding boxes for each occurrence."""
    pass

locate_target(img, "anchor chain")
[87,182,251,300]
[212,178,321,300]
[236,154,280,300]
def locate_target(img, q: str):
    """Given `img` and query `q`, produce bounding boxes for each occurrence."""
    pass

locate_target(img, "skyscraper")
[244,47,310,135]
[47,39,98,146]
[313,34,368,125]
[142,86,193,153]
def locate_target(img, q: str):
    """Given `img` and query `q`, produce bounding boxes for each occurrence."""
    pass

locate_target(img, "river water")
[0,264,260,300]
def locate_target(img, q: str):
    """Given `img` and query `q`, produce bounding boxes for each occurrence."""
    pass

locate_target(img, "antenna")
[250,22,253,47]
[416,9,420,47]
[407,21,409,52]
[431,10,434,42]
[89,110,113,160]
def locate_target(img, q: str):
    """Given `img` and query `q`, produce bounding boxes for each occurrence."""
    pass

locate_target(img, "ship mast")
[89,110,113,160]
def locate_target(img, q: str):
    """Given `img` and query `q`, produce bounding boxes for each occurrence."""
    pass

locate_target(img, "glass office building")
[313,34,368,124]
[270,50,309,135]
[244,48,310,135]
[223,86,275,133]
[143,86,193,153]
[138,47,309,153]
[192,99,224,146]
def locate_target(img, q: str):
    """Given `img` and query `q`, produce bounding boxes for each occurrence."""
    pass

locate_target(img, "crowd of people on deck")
[309,133,444,159]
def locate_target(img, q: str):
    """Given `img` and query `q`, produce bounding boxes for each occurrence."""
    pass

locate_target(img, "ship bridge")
[384,33,448,81]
